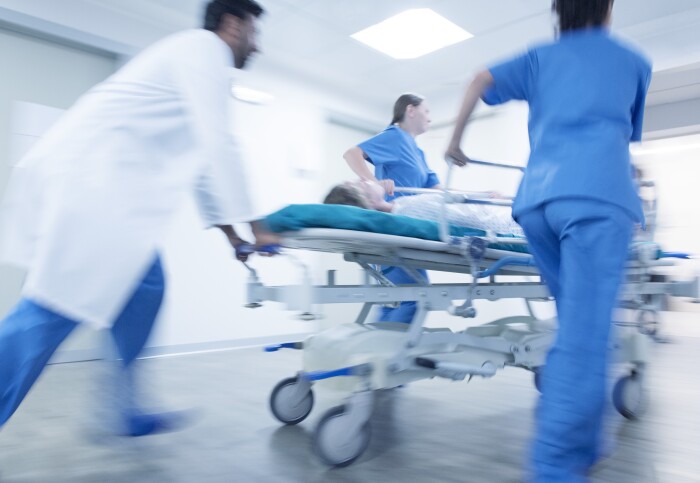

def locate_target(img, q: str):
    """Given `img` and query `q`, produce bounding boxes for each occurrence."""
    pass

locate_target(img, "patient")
[323,180,524,236]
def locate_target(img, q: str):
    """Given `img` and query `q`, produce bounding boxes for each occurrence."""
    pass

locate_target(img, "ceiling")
[9,0,700,123]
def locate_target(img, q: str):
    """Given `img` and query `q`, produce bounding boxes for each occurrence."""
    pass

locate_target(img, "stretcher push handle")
[235,242,282,261]
[258,244,282,255]
[445,154,525,172]
[466,158,525,172]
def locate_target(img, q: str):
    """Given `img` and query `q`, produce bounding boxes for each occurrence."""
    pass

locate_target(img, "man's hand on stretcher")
[251,220,282,256]
[217,222,282,262]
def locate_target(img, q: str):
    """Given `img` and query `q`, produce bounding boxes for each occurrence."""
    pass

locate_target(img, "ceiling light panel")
[351,8,473,60]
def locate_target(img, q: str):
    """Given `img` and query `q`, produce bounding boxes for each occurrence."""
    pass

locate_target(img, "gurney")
[245,165,698,467]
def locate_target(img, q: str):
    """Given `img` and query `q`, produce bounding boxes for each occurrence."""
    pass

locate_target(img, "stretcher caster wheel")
[613,371,647,420]
[269,377,314,425]
[313,405,371,467]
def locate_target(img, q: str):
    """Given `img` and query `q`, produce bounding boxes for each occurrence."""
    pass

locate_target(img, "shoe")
[121,409,194,437]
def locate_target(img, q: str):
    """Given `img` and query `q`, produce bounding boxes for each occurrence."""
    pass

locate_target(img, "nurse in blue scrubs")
[343,94,441,323]
[445,0,651,481]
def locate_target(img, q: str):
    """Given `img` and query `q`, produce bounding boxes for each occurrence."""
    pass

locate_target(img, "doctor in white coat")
[0,0,273,436]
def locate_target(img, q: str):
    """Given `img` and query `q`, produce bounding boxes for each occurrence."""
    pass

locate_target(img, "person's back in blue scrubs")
[343,94,441,323]
[445,1,651,481]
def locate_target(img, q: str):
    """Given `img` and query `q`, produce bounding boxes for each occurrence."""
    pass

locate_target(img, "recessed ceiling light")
[351,8,473,60]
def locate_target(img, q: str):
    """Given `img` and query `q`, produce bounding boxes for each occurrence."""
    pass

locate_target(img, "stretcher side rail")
[247,242,700,314]
[247,281,552,312]
[344,251,541,277]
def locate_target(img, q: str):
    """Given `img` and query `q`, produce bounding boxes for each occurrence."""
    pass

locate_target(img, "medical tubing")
[476,256,536,278]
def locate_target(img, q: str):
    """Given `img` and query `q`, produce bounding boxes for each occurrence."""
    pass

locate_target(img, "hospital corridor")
[0,1,699,482]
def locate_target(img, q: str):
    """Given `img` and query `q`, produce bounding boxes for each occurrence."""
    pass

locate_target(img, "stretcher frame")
[247,161,698,467]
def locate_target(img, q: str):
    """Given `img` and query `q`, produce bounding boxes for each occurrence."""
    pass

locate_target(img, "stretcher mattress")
[265,204,527,253]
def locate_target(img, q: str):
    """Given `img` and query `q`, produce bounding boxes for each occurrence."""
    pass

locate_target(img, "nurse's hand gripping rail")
[246,161,698,467]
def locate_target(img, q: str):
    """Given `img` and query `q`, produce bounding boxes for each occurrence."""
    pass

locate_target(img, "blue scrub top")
[358,125,440,201]
[482,27,651,222]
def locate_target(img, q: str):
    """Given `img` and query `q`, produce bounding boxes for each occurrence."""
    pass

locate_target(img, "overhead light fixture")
[351,8,473,60]
[231,85,274,105]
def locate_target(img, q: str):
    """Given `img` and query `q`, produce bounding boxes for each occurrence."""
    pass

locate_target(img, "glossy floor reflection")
[0,317,698,482]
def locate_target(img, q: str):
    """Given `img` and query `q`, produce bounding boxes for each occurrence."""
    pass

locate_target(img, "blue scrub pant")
[377,266,428,323]
[518,200,633,483]
[0,257,164,426]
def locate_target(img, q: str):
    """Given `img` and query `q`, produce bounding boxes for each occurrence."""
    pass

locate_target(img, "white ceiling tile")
[432,0,551,36]
[18,0,700,120]
[261,7,346,59]
[613,0,700,28]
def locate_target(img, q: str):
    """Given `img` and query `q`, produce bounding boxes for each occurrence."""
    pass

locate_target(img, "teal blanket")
[265,204,527,253]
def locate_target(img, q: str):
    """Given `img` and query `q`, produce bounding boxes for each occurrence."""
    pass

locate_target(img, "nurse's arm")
[445,70,494,167]
[343,147,394,196]
[343,146,374,181]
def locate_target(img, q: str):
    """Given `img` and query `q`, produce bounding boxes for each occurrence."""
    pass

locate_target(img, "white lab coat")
[0,30,257,328]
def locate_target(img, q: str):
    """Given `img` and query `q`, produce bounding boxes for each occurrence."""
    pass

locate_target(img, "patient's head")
[323,184,369,208]
[323,180,393,212]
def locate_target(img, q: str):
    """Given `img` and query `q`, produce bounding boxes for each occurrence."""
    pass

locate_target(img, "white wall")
[147,79,377,351]
[630,134,700,329]
[0,28,116,357]
[0,0,179,56]
[633,134,700,280]
[419,104,530,192]
[308,121,377,330]
[645,98,700,140]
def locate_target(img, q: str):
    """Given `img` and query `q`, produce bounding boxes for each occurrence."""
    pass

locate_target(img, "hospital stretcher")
[244,164,698,467]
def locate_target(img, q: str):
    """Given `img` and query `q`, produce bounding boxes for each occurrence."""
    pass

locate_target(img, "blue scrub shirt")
[358,125,439,201]
[482,27,652,223]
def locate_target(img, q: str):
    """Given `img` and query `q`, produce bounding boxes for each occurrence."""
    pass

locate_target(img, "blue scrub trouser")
[0,257,164,426]
[378,267,428,323]
[518,200,633,483]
